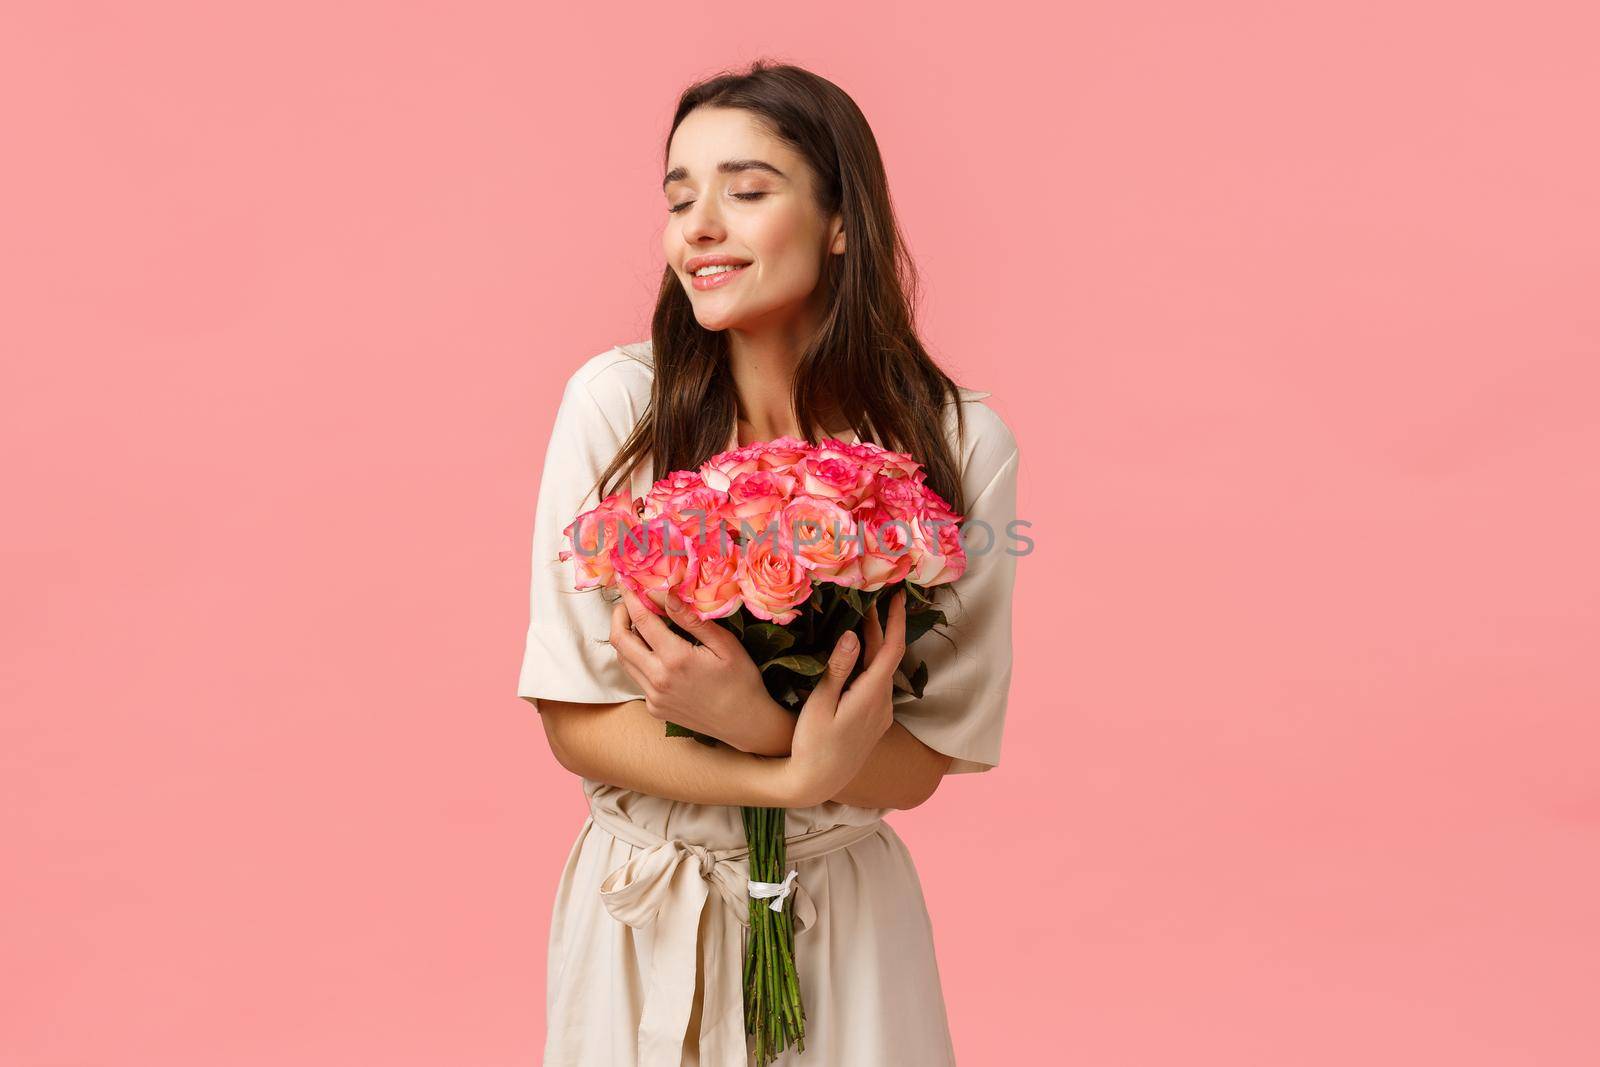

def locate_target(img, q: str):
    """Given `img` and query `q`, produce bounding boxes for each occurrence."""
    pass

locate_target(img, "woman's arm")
[532,694,949,811]
[534,695,799,807]
[743,706,951,810]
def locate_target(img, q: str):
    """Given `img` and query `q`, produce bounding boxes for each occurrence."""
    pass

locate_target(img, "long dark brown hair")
[593,60,975,514]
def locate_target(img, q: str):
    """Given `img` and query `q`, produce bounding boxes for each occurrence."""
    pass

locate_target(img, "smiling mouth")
[690,263,750,290]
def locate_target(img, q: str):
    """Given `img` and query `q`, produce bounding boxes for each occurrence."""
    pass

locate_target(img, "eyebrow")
[662,158,788,192]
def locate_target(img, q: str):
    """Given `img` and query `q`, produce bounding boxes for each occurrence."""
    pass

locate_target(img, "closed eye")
[667,192,768,214]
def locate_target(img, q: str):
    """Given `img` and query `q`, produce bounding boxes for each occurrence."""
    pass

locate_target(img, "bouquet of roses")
[559,433,967,1063]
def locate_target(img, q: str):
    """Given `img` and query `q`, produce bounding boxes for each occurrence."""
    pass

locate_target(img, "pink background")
[4,3,1597,1064]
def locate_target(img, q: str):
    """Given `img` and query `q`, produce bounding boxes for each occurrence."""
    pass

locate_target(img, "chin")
[691,303,756,332]
[693,311,737,332]
[695,295,798,335]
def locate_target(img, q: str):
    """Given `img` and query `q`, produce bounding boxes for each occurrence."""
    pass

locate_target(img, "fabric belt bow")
[588,802,886,1067]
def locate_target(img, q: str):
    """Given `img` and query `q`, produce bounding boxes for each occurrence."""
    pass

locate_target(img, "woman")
[517,61,1021,1066]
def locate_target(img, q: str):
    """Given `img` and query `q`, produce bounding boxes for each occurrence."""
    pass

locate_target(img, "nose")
[679,195,726,246]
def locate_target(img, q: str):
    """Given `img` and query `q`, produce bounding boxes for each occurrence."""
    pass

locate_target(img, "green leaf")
[742,622,796,662]
[664,721,721,747]
[904,581,933,604]
[904,606,946,646]
[839,586,865,617]
[760,653,827,676]
[907,659,929,699]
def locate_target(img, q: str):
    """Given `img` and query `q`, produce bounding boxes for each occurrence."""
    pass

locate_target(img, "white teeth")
[694,263,747,277]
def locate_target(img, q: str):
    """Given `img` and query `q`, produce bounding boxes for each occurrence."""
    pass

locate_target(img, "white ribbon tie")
[747,868,800,912]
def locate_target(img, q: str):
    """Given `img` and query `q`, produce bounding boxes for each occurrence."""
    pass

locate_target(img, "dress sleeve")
[892,435,1021,774]
[516,369,648,708]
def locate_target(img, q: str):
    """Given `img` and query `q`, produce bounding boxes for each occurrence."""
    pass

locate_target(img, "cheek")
[746,204,808,257]
[745,209,822,285]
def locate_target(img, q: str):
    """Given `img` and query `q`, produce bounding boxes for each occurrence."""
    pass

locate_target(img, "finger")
[613,644,652,693]
[621,582,687,655]
[861,590,908,684]
[884,587,908,648]
[862,597,885,665]
[608,599,658,677]
[662,589,739,658]
[809,630,860,711]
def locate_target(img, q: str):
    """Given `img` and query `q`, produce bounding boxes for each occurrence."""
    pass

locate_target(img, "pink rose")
[831,439,925,484]
[871,472,931,521]
[699,444,764,492]
[910,513,968,587]
[676,536,744,620]
[854,506,916,591]
[736,535,814,625]
[641,470,707,519]
[779,495,864,586]
[725,469,797,546]
[870,446,925,483]
[751,436,813,475]
[611,514,692,615]
[794,444,876,510]
[558,490,640,590]
[920,483,959,523]
[656,485,737,555]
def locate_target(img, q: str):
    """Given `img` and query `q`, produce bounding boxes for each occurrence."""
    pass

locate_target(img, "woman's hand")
[608,583,785,752]
[783,589,907,808]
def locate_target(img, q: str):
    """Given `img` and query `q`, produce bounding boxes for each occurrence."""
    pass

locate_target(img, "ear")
[829,215,846,255]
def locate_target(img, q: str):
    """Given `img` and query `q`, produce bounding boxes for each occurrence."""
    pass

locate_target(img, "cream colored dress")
[517,341,1020,1066]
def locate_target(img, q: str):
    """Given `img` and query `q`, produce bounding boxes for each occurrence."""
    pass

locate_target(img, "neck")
[725,313,843,443]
